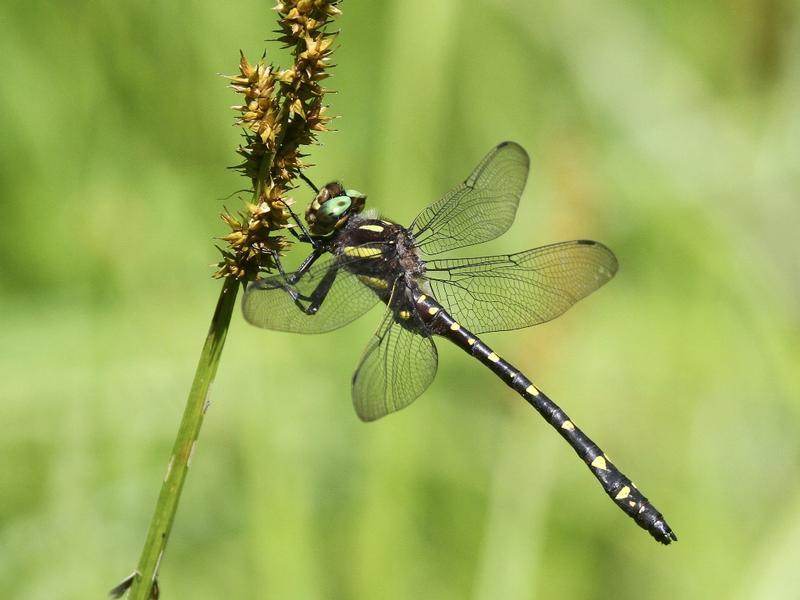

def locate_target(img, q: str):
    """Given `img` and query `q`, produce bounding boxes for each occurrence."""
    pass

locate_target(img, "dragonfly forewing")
[410,141,529,255]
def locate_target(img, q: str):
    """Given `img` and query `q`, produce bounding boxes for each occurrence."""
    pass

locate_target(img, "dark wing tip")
[575,239,619,278]
[495,140,531,167]
[463,141,530,191]
[496,140,530,166]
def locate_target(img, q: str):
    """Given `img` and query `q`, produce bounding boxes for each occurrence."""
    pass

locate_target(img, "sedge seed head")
[216,0,341,280]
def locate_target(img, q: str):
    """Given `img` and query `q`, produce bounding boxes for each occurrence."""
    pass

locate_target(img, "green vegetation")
[1,1,798,598]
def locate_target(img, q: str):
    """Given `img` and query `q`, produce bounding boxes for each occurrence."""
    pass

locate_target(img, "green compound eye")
[318,195,352,224]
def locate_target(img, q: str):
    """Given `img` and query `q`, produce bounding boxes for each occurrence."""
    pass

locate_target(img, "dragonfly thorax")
[332,215,427,309]
[305,181,367,236]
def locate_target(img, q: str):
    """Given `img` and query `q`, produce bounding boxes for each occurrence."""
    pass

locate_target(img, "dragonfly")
[243,141,677,544]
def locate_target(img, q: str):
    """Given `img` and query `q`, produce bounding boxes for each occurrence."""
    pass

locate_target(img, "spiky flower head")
[216,0,341,280]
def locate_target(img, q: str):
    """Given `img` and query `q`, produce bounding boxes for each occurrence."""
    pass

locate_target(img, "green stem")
[125,276,239,599]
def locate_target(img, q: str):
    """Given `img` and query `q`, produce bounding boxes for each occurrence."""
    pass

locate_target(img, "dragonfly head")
[306,181,367,236]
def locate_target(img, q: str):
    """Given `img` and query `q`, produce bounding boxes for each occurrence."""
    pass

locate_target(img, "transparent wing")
[352,289,438,421]
[423,240,618,334]
[242,254,381,334]
[409,141,530,255]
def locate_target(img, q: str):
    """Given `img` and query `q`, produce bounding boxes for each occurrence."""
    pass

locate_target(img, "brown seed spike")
[218,0,342,280]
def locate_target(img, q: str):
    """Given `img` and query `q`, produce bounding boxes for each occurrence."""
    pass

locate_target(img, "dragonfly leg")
[266,257,338,316]
[287,247,325,284]
[262,245,324,285]
[298,171,320,194]
[266,248,291,280]
[277,198,319,247]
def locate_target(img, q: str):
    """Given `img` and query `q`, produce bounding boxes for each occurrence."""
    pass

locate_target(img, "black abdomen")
[411,290,677,545]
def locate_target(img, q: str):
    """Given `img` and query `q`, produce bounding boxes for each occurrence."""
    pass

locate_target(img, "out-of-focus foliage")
[1,1,798,598]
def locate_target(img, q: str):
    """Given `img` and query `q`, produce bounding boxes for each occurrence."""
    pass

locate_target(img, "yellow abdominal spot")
[525,384,540,396]
[428,306,439,316]
[591,456,608,471]
[416,294,427,304]
[398,310,411,320]
[487,352,500,363]
[449,322,461,331]
[615,486,631,500]
[561,420,575,431]
[359,224,385,233]
[343,246,383,258]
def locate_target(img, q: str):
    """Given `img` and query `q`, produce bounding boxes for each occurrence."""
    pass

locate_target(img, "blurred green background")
[1,0,799,598]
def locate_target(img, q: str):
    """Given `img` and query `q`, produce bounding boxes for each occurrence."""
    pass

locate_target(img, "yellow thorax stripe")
[342,246,383,258]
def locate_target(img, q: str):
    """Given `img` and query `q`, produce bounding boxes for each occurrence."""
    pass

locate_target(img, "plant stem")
[125,276,239,599]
